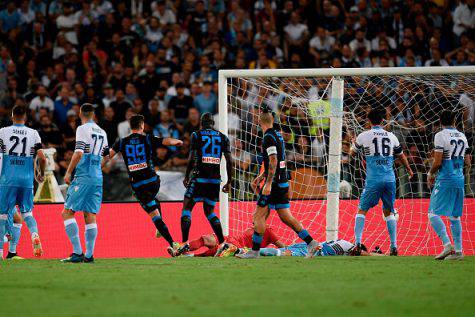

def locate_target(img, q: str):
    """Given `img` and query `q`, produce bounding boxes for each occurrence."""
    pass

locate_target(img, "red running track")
[7,199,475,258]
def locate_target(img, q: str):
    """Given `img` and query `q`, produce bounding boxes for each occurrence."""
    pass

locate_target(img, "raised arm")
[162,137,183,147]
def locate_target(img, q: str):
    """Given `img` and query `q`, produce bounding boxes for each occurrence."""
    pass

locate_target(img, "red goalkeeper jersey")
[227,227,279,248]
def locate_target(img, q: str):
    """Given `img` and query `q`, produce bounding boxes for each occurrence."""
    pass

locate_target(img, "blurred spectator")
[194,81,217,114]
[29,85,54,121]
[168,82,194,124]
[54,86,73,126]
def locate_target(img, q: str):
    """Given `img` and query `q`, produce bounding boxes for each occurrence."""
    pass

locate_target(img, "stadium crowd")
[0,0,473,200]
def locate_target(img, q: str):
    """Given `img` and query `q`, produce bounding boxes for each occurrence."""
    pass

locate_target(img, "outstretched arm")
[163,137,183,147]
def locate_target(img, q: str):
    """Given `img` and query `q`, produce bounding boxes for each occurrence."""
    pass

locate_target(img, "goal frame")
[218,66,475,239]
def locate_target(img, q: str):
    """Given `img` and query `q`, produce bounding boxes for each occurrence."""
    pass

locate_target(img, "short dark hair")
[367,108,384,125]
[130,114,145,130]
[440,110,455,126]
[200,112,214,128]
[12,105,27,118]
[80,103,94,117]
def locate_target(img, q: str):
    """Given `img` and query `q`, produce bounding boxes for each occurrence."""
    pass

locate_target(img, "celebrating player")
[106,114,183,256]
[179,113,232,252]
[177,226,285,257]
[236,108,319,259]
[61,104,109,263]
[0,105,46,260]
[427,110,470,261]
[350,108,413,256]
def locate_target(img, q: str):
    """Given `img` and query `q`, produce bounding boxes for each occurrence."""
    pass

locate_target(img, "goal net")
[218,67,475,256]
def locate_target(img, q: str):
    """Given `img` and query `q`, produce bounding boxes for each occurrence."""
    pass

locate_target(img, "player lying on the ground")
[61,104,109,263]
[427,110,471,261]
[237,108,319,259]
[178,113,233,254]
[176,226,285,257]
[257,240,383,257]
[0,105,46,260]
[350,108,413,256]
[106,114,183,256]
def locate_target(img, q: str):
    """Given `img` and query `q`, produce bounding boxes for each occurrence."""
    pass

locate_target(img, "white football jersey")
[355,126,402,182]
[73,121,109,185]
[433,128,468,187]
[0,124,42,188]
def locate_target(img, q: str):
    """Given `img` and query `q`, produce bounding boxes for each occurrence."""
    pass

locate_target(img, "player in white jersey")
[61,104,109,263]
[0,105,46,260]
[258,239,383,257]
[351,109,413,256]
[428,110,470,261]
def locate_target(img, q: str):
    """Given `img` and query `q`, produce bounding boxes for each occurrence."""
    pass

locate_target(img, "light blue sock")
[22,212,38,235]
[64,218,82,255]
[449,217,462,252]
[429,214,451,246]
[0,214,7,258]
[85,223,98,258]
[354,214,365,245]
[9,223,22,253]
[385,215,397,249]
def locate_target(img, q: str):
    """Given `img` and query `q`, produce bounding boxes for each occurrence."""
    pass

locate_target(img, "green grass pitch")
[1,257,474,317]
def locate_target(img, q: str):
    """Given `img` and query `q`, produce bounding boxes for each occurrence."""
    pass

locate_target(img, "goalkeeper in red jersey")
[176,226,285,257]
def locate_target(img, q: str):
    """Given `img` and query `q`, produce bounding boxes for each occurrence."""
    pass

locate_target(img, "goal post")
[218,66,475,254]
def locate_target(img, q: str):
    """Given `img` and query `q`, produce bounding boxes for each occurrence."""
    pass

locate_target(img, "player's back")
[114,133,158,185]
[355,126,402,183]
[0,124,42,188]
[191,128,229,181]
[434,128,468,188]
[320,239,355,256]
[74,122,108,185]
[262,128,288,184]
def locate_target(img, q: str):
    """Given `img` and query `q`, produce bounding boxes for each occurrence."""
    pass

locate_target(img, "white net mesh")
[224,71,475,255]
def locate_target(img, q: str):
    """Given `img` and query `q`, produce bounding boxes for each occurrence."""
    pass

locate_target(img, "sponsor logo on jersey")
[202,157,220,164]
[279,161,286,168]
[129,162,148,171]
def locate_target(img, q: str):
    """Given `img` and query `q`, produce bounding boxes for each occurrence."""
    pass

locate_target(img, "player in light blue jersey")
[428,110,471,261]
[351,109,413,256]
[61,104,109,263]
[258,240,382,257]
[0,105,46,260]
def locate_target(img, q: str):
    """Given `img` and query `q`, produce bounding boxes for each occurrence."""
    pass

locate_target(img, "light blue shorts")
[359,181,396,212]
[64,181,103,214]
[429,183,464,217]
[0,186,34,214]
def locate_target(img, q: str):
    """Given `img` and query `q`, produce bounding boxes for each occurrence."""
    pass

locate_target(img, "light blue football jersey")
[355,126,403,184]
[0,124,42,189]
[73,121,109,185]
[433,128,469,188]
